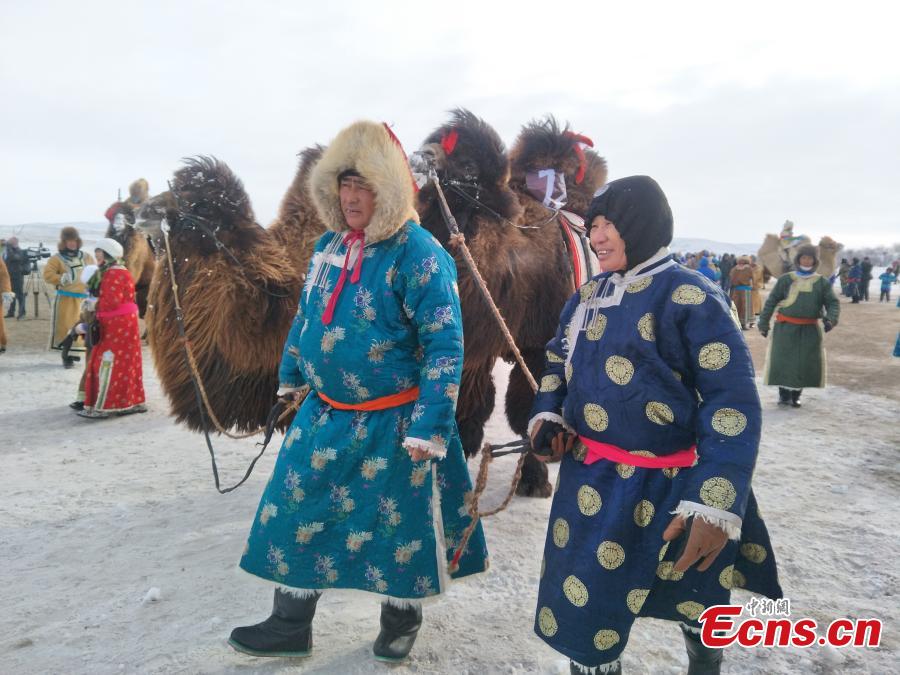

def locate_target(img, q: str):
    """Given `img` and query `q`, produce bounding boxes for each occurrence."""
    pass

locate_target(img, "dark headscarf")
[585,175,673,270]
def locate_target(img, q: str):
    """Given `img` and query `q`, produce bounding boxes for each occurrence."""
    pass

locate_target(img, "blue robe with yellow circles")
[530,252,781,666]
[239,221,488,599]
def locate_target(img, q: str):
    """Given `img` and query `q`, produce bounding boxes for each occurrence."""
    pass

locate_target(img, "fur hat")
[794,244,818,269]
[94,237,124,260]
[309,120,418,244]
[586,175,673,269]
[128,178,149,206]
[58,226,82,251]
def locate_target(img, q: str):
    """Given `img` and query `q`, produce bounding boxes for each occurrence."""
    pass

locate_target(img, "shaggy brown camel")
[139,115,604,500]
[414,110,606,497]
[135,151,324,432]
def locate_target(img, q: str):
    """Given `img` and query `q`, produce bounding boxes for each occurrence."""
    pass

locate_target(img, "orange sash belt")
[775,313,818,325]
[317,386,419,411]
[580,436,697,468]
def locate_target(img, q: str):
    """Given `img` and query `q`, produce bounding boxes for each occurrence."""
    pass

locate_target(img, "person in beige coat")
[750,255,764,319]
[43,227,94,353]
[0,257,12,353]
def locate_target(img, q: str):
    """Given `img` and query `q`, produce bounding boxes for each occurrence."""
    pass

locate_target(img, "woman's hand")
[663,515,729,573]
[529,420,575,463]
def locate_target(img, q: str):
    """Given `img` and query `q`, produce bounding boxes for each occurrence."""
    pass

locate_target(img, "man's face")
[8,237,18,248]
[799,254,815,268]
[65,240,78,251]
[589,215,627,272]
[339,175,376,231]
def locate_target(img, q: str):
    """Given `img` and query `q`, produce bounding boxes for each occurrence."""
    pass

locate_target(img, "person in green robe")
[758,245,840,407]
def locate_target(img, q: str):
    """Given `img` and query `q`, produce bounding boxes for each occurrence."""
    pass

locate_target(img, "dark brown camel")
[414,110,606,496]
[135,151,324,433]
[138,115,605,500]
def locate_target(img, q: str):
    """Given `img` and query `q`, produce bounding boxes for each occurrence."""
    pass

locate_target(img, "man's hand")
[823,319,835,333]
[407,445,433,462]
[663,515,729,573]
[529,420,575,463]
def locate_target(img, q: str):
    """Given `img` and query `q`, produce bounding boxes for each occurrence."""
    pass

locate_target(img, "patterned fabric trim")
[95,350,115,410]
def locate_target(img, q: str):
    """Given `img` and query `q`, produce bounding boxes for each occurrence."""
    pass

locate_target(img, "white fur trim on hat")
[309,120,419,244]
[94,237,124,259]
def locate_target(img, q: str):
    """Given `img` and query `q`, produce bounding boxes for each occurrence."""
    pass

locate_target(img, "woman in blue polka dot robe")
[528,177,782,674]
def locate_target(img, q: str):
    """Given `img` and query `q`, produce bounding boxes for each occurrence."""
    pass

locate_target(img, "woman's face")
[589,215,628,272]
[65,239,78,251]
[798,254,815,268]
[95,249,106,265]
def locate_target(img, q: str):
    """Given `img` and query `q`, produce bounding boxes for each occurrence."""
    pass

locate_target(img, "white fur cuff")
[526,412,573,438]
[276,385,305,396]
[672,501,743,541]
[571,660,622,674]
[403,437,447,459]
[276,585,321,599]
[384,596,423,610]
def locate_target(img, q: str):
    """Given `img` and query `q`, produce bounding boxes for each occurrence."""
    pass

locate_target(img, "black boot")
[570,659,622,674]
[373,601,422,661]
[228,589,320,657]
[777,387,791,405]
[790,389,802,408]
[682,625,723,675]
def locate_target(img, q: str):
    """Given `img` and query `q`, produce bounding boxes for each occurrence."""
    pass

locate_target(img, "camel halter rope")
[158,178,541,516]
[426,167,541,573]
[159,209,305,494]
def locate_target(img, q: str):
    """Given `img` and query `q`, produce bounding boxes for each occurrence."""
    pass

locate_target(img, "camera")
[25,244,52,266]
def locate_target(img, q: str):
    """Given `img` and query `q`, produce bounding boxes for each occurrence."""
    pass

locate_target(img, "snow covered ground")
[0,312,897,674]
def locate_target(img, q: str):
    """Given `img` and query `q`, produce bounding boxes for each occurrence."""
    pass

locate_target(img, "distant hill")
[0,222,108,250]
[670,237,759,256]
[2,223,761,259]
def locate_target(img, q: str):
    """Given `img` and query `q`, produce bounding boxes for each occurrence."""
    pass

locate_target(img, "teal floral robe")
[239,221,489,599]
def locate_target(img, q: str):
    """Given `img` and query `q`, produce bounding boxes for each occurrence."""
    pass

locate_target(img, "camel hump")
[298,145,324,178]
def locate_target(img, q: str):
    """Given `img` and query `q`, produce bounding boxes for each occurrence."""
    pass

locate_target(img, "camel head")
[508,115,607,217]
[413,108,521,242]
[136,156,257,256]
[135,190,175,244]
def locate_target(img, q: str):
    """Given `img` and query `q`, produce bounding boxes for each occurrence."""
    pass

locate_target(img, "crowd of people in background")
[1,227,146,418]
[838,256,899,303]
[674,251,765,329]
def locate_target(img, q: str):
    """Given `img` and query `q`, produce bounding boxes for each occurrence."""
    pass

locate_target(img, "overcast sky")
[2,1,897,247]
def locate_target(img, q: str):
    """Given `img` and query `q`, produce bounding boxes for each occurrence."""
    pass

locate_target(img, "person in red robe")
[78,238,147,419]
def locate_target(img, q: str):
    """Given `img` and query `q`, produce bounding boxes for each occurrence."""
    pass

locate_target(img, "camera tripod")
[23,261,53,318]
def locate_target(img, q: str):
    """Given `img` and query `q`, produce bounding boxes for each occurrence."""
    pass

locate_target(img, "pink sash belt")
[580,435,697,468]
[96,302,139,319]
